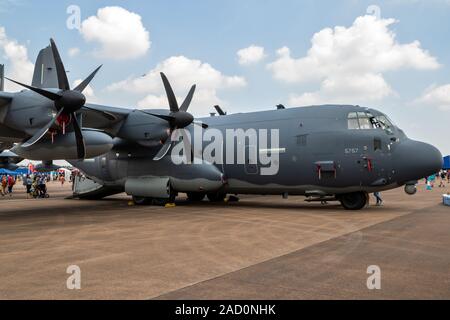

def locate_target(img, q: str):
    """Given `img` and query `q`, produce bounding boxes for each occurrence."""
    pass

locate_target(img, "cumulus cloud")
[108,55,247,115]
[73,79,97,103]
[80,6,150,60]
[416,84,450,111]
[267,15,440,106]
[237,45,266,65]
[0,26,34,91]
[68,47,80,57]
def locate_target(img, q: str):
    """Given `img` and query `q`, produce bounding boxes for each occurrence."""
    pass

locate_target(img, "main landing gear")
[132,190,176,206]
[338,192,368,210]
[186,192,228,203]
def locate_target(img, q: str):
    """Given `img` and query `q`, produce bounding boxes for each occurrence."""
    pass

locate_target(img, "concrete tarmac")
[0,181,449,299]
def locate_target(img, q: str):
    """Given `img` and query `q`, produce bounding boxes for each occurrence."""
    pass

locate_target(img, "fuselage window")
[374,138,382,151]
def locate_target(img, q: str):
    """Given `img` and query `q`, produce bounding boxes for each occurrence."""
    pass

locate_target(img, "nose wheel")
[338,192,368,210]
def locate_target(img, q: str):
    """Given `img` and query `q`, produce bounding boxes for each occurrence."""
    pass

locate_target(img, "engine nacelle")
[117,110,170,147]
[12,130,113,160]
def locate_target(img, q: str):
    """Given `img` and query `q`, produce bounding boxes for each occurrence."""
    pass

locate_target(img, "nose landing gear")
[405,184,417,195]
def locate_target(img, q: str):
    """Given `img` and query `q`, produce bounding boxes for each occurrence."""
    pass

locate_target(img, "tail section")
[0,64,4,91]
[31,45,58,89]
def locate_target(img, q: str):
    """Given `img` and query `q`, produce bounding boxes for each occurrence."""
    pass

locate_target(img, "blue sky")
[1,0,450,154]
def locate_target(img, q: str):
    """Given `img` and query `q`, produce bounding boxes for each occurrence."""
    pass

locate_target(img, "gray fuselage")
[71,105,443,197]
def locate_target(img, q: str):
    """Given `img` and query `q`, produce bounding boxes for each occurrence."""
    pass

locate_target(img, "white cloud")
[80,6,150,60]
[68,47,80,57]
[108,55,247,115]
[267,15,440,106]
[237,45,266,65]
[0,26,34,92]
[416,84,450,110]
[73,79,98,103]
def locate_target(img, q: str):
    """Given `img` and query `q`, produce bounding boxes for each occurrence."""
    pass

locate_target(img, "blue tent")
[444,156,450,170]
[0,168,29,176]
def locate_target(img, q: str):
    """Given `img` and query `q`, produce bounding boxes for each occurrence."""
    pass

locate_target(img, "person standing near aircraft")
[374,192,383,206]
[1,175,7,196]
[60,174,65,187]
[7,175,15,197]
[439,170,446,187]
[25,175,32,198]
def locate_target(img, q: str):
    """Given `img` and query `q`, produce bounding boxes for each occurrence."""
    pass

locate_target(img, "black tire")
[187,192,206,202]
[207,192,227,202]
[339,192,368,210]
[132,196,152,205]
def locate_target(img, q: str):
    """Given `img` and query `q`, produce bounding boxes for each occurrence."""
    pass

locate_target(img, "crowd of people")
[0,175,16,197]
[426,170,450,189]
[0,171,70,199]
[368,169,450,206]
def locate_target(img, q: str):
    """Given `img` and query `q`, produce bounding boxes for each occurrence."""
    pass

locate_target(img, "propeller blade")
[193,121,208,129]
[160,72,179,113]
[5,77,62,101]
[179,85,196,112]
[74,65,102,93]
[50,38,70,90]
[72,113,86,159]
[22,108,65,148]
[141,111,175,123]
[82,106,117,121]
[153,139,172,161]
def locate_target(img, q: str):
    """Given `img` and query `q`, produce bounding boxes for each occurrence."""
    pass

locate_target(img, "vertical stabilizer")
[0,64,4,91]
[31,45,58,89]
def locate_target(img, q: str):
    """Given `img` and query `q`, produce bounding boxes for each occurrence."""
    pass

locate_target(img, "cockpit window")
[348,112,378,130]
[347,112,360,129]
[348,112,395,134]
[375,115,394,134]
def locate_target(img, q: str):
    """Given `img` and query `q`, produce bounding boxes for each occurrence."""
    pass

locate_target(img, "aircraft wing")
[0,92,12,107]
[81,103,132,131]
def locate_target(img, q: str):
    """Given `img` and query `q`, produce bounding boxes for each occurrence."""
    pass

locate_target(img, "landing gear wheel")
[207,192,227,202]
[339,192,368,210]
[187,192,206,202]
[132,196,152,205]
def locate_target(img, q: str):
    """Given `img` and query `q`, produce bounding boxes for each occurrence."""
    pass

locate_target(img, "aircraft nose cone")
[394,139,443,184]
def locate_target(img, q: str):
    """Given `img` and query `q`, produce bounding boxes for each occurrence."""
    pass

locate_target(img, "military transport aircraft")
[0,40,443,210]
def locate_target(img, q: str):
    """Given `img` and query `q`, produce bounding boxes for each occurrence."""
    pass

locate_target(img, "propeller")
[5,39,102,159]
[143,73,208,161]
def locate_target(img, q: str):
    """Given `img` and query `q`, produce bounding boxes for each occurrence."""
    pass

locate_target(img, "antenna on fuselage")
[214,105,227,116]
